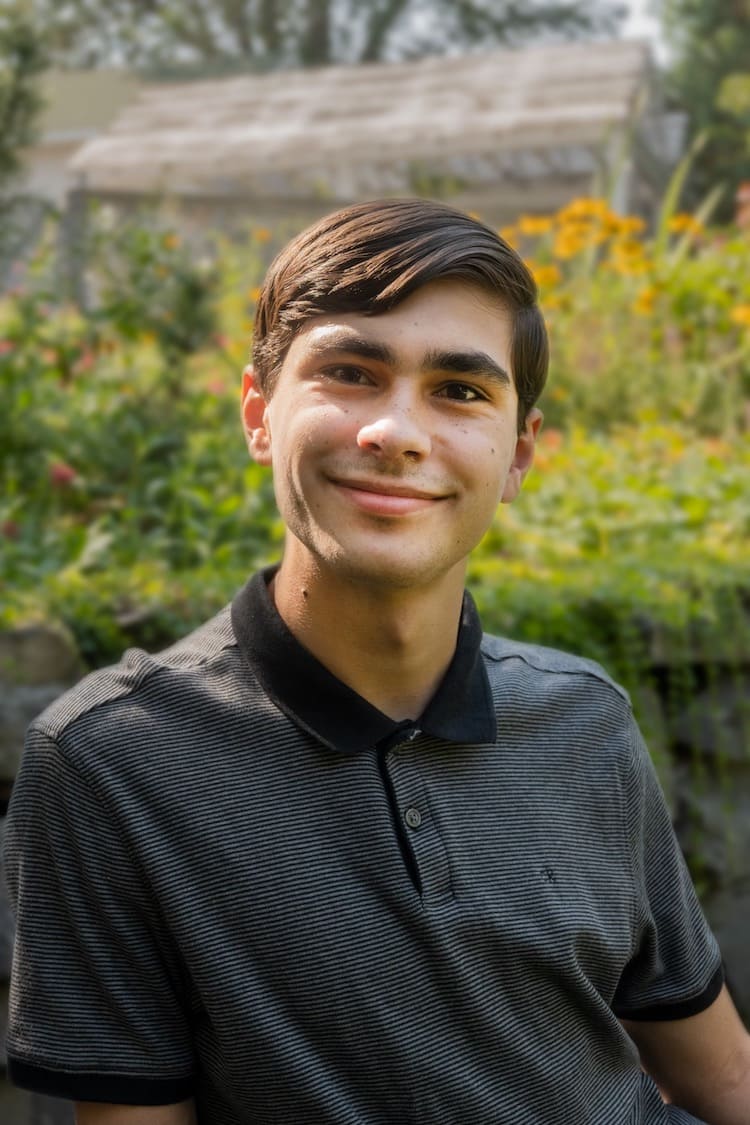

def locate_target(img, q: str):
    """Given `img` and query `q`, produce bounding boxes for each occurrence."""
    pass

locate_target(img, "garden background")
[1,2,750,1120]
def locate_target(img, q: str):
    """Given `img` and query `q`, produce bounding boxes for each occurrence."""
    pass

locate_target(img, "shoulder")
[481,633,630,701]
[480,633,636,759]
[29,604,241,757]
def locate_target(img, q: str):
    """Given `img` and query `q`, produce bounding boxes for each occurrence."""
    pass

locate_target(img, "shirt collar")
[231,566,497,754]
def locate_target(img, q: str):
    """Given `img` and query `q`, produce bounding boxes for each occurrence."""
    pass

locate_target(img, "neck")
[271,558,467,721]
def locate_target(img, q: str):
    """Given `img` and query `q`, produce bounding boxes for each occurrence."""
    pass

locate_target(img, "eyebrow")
[306,331,512,387]
[425,348,512,388]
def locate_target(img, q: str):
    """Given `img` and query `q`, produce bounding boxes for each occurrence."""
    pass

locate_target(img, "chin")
[326,546,463,592]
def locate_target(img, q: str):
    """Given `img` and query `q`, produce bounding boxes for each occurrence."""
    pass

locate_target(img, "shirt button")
[404,807,422,829]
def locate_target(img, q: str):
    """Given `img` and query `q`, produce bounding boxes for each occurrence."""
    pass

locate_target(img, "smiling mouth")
[333,478,443,500]
[330,478,449,516]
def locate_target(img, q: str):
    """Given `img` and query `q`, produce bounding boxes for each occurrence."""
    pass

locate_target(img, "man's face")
[242,279,541,592]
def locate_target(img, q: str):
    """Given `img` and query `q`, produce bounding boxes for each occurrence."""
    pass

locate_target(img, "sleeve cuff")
[614,960,725,1022]
[7,1056,195,1105]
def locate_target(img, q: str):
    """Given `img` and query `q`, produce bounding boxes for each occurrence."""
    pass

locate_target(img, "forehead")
[287,279,513,365]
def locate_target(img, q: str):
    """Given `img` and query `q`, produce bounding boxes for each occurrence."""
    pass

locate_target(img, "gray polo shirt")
[4,568,722,1123]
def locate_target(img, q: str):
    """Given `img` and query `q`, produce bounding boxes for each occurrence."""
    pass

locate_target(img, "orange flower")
[729,304,750,328]
[540,427,564,451]
[253,227,272,243]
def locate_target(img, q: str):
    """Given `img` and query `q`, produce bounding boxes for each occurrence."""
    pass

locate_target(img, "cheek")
[271,408,350,476]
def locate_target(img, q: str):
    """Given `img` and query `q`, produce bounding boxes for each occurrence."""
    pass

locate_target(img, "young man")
[4,199,750,1125]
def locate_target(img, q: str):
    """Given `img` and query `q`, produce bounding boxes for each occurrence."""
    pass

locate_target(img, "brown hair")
[252,198,548,429]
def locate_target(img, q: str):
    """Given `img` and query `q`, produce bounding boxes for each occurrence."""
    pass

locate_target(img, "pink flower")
[73,348,96,373]
[49,461,77,487]
[0,339,14,356]
[1,519,20,539]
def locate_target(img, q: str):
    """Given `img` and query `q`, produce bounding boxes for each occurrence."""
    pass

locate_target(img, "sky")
[620,0,666,57]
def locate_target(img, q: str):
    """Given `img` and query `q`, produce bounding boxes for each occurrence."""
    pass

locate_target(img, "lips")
[332,478,443,500]
[329,476,449,516]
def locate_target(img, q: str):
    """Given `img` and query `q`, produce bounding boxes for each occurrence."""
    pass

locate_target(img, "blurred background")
[1,1,749,1120]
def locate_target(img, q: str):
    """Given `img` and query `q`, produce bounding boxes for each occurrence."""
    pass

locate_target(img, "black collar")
[231,567,496,753]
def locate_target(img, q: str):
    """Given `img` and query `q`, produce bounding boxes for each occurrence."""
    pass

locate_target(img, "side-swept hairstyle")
[252,198,548,429]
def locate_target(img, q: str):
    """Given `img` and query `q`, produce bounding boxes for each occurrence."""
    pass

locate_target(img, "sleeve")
[3,725,196,1104]
[612,720,724,1021]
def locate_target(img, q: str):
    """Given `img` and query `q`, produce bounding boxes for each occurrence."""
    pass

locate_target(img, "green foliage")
[1,199,748,749]
[0,5,49,275]
[503,196,750,437]
[0,6,47,191]
[0,207,271,619]
[659,0,750,219]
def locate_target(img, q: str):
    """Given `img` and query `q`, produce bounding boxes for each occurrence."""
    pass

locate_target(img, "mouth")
[329,477,449,516]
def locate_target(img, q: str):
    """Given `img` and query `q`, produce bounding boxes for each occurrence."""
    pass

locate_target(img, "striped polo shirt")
[4,567,722,1123]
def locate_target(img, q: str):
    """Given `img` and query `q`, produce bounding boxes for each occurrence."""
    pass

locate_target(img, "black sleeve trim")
[7,1057,195,1105]
[614,961,725,1022]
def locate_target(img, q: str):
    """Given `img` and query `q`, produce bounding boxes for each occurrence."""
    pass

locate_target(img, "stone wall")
[0,626,748,1121]
[1,627,82,1124]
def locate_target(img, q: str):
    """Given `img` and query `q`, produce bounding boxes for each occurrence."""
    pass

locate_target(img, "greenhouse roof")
[69,38,655,200]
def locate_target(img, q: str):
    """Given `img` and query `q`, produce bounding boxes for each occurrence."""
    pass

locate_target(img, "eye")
[320,364,373,386]
[435,381,488,402]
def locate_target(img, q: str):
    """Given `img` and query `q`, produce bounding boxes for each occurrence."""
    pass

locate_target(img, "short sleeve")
[612,722,723,1021]
[3,725,196,1104]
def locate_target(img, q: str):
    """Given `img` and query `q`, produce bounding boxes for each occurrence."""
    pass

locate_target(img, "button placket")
[385,743,453,905]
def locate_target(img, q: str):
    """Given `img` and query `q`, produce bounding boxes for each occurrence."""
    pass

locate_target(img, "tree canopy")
[0,8,47,192]
[660,0,750,218]
[31,0,624,74]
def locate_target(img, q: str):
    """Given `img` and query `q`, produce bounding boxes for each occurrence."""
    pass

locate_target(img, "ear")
[500,407,543,504]
[241,364,273,465]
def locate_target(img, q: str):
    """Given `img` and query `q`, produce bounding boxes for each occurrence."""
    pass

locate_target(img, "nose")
[356,395,431,460]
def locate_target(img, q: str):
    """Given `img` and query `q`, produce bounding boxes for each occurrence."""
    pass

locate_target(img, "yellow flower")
[729,304,750,327]
[616,215,647,236]
[531,263,562,289]
[606,239,649,276]
[552,229,589,259]
[161,233,180,250]
[253,227,272,243]
[557,197,613,223]
[633,286,657,315]
[668,213,704,236]
[518,215,554,237]
[248,286,262,303]
[499,225,518,247]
